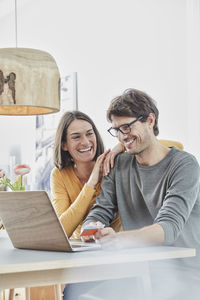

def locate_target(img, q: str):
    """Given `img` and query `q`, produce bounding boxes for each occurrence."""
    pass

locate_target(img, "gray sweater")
[83,147,200,270]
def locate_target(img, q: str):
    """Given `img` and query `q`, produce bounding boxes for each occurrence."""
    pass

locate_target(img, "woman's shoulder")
[51,165,74,177]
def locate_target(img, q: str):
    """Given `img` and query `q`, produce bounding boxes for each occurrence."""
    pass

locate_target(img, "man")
[64,88,200,300]
[81,88,200,299]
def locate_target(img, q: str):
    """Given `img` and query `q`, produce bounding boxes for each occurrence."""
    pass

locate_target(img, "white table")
[0,230,196,300]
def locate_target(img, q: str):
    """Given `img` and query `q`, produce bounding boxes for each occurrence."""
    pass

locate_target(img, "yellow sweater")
[50,166,121,239]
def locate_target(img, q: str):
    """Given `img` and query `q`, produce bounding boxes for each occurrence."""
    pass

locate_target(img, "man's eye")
[72,136,80,139]
[120,125,129,131]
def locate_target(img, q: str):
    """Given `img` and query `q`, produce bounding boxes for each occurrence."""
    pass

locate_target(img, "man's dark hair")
[107,88,159,136]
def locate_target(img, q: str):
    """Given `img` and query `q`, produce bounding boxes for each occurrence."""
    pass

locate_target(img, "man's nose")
[119,131,129,138]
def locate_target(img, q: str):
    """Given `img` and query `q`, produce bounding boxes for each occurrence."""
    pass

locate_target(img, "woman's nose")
[80,136,90,145]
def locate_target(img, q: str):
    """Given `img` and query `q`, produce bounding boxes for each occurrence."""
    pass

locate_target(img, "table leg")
[54,284,62,300]
[25,287,30,300]
[0,290,5,300]
[140,263,153,300]
[8,289,14,300]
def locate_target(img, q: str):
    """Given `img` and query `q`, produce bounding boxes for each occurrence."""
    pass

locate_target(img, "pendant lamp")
[0,2,60,116]
[0,48,60,115]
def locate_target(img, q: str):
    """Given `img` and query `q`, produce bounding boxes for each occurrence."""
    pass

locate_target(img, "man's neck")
[135,139,171,166]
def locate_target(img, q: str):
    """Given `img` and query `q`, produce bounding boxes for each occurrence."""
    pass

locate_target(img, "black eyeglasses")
[107,115,144,137]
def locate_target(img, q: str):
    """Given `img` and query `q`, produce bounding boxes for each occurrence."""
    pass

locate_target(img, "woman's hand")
[87,150,110,188]
[103,143,124,176]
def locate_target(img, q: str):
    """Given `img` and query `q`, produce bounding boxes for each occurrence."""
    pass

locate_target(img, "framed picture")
[34,72,78,195]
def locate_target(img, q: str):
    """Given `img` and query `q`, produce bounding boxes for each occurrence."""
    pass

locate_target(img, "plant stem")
[21,175,23,190]
[7,183,15,191]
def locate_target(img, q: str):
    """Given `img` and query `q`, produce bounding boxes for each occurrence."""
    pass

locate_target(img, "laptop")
[0,190,101,252]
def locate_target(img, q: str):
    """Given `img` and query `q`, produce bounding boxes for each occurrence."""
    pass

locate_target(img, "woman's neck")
[74,161,95,185]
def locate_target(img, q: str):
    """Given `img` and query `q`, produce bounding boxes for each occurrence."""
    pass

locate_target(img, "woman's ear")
[62,142,68,151]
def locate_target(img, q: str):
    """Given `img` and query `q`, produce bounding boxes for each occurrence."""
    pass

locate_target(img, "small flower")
[0,169,6,178]
[14,164,31,176]
[0,165,31,191]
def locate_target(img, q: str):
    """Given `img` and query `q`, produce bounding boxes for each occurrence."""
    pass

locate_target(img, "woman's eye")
[72,136,80,139]
[87,132,94,136]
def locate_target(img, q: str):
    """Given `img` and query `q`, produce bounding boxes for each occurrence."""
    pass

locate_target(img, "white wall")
[0,0,199,170]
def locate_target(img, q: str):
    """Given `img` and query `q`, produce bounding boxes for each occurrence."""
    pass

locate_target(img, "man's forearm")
[119,223,165,247]
[97,223,165,249]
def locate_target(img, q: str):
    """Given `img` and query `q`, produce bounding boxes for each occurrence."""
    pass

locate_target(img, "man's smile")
[124,137,136,147]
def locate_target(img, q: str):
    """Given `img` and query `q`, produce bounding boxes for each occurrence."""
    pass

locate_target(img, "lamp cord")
[15,0,18,47]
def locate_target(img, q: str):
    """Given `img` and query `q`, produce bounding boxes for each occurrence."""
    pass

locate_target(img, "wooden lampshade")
[0,48,60,115]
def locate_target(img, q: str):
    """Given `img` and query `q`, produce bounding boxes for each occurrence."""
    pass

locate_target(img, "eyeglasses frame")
[107,115,144,137]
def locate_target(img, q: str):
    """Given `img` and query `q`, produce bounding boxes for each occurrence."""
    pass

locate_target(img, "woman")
[50,110,122,240]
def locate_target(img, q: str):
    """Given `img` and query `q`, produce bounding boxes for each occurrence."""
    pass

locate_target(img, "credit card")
[80,224,105,236]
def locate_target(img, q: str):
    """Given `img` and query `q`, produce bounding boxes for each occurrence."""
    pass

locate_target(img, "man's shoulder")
[169,147,199,173]
[116,151,133,160]
[115,152,135,166]
[171,147,198,165]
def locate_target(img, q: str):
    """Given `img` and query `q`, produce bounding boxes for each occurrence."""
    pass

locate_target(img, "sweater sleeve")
[50,167,96,238]
[154,154,200,245]
[82,166,118,228]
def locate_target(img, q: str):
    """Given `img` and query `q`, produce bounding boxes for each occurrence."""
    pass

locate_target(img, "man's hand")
[82,225,124,250]
[94,227,121,249]
[94,229,134,250]
[94,226,116,240]
[81,221,104,242]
